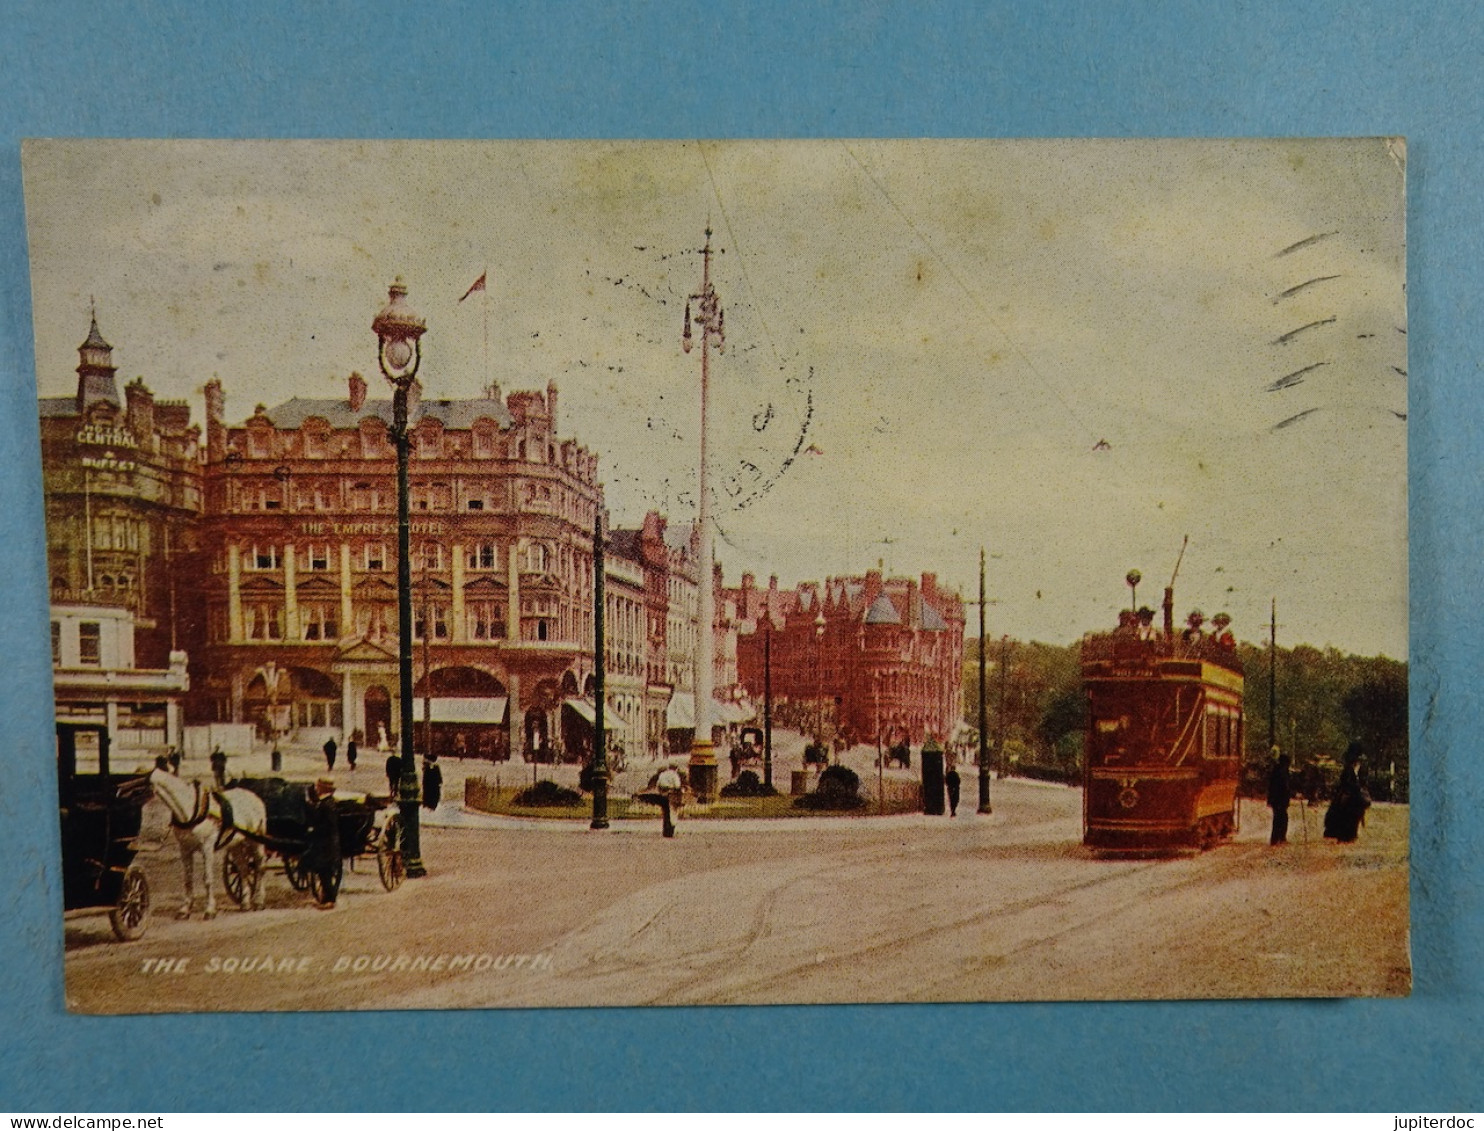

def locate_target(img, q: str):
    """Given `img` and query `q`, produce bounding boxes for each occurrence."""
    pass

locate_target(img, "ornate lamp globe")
[372,277,426,385]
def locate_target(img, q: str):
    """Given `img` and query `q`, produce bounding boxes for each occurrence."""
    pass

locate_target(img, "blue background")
[1,1,1478,1112]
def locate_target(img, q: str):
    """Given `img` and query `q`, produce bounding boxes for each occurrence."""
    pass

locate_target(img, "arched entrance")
[364,685,392,750]
[412,666,508,760]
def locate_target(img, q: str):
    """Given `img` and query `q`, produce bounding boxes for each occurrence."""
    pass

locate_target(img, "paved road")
[63,771,1408,1012]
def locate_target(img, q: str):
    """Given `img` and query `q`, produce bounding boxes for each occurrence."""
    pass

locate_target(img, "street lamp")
[373,277,428,879]
[814,609,826,763]
[762,612,773,791]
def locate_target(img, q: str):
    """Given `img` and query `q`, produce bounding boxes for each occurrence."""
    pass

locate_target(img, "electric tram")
[1081,573,1245,851]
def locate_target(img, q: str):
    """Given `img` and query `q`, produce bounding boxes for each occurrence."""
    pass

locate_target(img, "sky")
[21,139,1407,657]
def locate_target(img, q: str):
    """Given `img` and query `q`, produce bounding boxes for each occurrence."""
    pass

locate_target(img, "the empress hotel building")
[40,308,964,762]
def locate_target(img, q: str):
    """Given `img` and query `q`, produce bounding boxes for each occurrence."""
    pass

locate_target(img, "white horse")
[147,766,268,919]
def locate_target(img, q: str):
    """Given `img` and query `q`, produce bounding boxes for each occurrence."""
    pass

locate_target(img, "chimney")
[906,579,920,626]
[769,574,778,592]
[348,371,367,413]
[865,569,883,604]
[921,572,937,599]
[547,380,559,427]
[203,378,226,463]
[125,377,155,449]
[484,381,501,403]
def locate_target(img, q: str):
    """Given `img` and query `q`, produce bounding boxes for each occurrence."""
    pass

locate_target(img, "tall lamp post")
[682,228,725,803]
[590,511,610,829]
[373,277,427,878]
[814,610,826,762]
[762,612,773,791]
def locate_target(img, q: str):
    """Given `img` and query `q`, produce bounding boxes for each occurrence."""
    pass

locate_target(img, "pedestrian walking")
[422,755,443,811]
[346,735,358,770]
[384,752,401,797]
[323,736,338,771]
[209,747,228,789]
[643,763,684,837]
[304,779,341,908]
[1324,741,1371,843]
[1267,747,1291,845]
[945,763,962,817]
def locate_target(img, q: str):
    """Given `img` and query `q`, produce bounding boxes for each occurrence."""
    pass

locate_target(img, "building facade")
[191,371,606,760]
[39,315,203,670]
[39,312,747,765]
[731,569,966,748]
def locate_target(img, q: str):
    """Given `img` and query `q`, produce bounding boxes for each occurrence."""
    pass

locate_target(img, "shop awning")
[562,697,630,737]
[427,697,507,724]
[664,695,753,730]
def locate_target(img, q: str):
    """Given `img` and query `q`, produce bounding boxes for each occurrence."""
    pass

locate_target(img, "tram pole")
[977,547,991,814]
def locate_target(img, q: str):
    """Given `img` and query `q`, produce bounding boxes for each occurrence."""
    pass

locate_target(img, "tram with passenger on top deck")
[1080,563,1245,852]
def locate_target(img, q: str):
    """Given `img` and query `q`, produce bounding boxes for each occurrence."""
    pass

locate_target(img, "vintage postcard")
[23,139,1408,1012]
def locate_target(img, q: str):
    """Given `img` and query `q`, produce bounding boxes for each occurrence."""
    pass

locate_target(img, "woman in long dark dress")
[1324,742,1370,843]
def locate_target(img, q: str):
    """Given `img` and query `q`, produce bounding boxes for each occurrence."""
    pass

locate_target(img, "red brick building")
[731,569,965,747]
[191,370,605,760]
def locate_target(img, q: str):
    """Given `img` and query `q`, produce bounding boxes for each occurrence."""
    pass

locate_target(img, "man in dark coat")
[385,752,401,798]
[1324,741,1370,843]
[323,736,337,771]
[945,763,962,817]
[304,779,341,906]
[1267,747,1291,845]
[345,737,358,770]
[422,755,443,811]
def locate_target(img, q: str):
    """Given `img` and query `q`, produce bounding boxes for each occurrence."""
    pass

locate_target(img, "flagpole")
[482,268,490,394]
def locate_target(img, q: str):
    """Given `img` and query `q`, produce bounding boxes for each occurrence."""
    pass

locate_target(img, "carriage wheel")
[109,865,150,941]
[309,856,343,906]
[283,853,311,891]
[222,846,259,909]
[377,815,405,891]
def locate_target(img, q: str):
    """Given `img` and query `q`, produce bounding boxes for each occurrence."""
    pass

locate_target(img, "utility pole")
[1269,597,1278,753]
[977,547,991,814]
[998,633,1008,779]
[682,227,725,803]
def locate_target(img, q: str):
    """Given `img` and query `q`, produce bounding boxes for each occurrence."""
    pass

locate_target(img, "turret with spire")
[75,303,120,412]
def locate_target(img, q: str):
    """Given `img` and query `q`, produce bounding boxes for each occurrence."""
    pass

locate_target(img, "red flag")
[459,272,487,303]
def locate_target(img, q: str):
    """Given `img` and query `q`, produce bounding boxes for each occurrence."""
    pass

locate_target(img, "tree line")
[961,638,1409,801]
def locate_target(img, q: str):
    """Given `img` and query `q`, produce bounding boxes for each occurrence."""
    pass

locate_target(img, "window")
[250,544,279,570]
[467,542,498,571]
[305,544,331,572]
[302,604,339,642]
[358,605,390,640]
[79,622,101,666]
[414,604,449,642]
[419,543,443,572]
[364,543,386,571]
[350,482,372,511]
[303,429,327,459]
[466,498,485,511]
[50,622,60,666]
[247,604,283,641]
[468,602,506,640]
[525,542,549,573]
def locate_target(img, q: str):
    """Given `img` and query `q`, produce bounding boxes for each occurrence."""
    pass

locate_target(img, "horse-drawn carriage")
[220,778,404,908]
[57,723,152,941]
